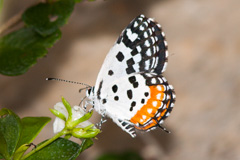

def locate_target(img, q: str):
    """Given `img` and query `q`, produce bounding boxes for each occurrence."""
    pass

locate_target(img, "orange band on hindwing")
[130,84,171,130]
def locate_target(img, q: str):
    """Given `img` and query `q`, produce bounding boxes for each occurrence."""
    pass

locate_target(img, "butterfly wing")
[100,73,175,137]
[90,14,175,137]
[94,14,168,93]
[116,14,169,75]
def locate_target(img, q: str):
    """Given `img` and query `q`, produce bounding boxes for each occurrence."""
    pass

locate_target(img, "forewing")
[116,14,169,75]
[94,14,168,90]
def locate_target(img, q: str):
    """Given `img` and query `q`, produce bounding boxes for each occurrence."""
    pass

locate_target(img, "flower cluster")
[50,97,100,138]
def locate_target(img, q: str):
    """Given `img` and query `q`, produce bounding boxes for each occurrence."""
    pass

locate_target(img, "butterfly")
[86,14,176,137]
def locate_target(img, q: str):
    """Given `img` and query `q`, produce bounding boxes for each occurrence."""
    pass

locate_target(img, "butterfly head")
[86,86,94,99]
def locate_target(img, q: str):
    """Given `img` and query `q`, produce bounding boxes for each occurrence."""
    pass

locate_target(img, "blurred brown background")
[1,0,240,159]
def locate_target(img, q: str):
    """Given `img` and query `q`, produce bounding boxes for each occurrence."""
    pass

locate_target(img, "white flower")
[53,102,93,133]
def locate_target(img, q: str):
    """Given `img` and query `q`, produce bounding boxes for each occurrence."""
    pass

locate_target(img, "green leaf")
[50,108,66,121]
[70,110,93,128]
[0,27,61,76]
[17,117,51,148]
[22,0,75,36]
[62,96,72,120]
[0,108,22,157]
[25,138,83,160]
[79,138,93,153]
[13,143,31,160]
[0,131,10,160]
[72,127,100,139]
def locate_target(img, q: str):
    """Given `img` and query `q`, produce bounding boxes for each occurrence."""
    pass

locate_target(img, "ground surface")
[1,0,240,159]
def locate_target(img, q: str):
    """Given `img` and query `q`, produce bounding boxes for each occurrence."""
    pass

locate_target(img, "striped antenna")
[46,78,91,88]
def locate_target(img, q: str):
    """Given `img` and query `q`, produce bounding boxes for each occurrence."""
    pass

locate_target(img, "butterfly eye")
[86,88,92,97]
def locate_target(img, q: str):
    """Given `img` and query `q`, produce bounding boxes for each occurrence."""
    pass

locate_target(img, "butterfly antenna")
[46,78,91,88]
[79,87,90,93]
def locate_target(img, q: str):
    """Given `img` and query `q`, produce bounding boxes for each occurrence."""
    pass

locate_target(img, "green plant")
[0,1,101,159]
[0,97,100,160]
[0,0,93,76]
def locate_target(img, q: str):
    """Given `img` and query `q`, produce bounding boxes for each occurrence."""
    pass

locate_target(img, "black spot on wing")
[131,48,138,56]
[114,96,119,101]
[133,82,139,88]
[128,76,138,88]
[116,51,124,62]
[108,70,114,76]
[130,101,136,111]
[112,85,118,93]
[127,90,133,99]
[126,66,135,74]
[102,99,107,104]
[97,80,103,99]
[144,92,149,97]
[126,58,135,66]
[128,76,136,83]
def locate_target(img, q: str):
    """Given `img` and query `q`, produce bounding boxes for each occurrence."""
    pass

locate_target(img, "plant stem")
[0,0,41,35]
[0,10,23,35]
[21,129,69,160]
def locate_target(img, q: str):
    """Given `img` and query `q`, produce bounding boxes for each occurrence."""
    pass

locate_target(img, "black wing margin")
[116,14,168,75]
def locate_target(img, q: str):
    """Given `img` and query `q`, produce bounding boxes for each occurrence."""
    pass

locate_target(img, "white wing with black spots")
[86,14,175,138]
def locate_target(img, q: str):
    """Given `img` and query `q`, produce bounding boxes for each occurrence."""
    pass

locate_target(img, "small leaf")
[79,139,93,154]
[13,143,31,160]
[25,138,83,160]
[0,108,22,156]
[0,27,61,76]
[0,108,10,116]
[17,117,51,148]
[70,111,93,128]
[50,108,66,121]
[0,131,10,160]
[83,124,95,131]
[22,0,75,36]
[61,97,72,119]
[72,128,100,139]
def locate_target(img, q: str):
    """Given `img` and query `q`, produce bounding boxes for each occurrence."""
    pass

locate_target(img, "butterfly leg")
[82,100,88,112]
[81,99,95,112]
[98,116,107,130]
[96,111,107,130]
